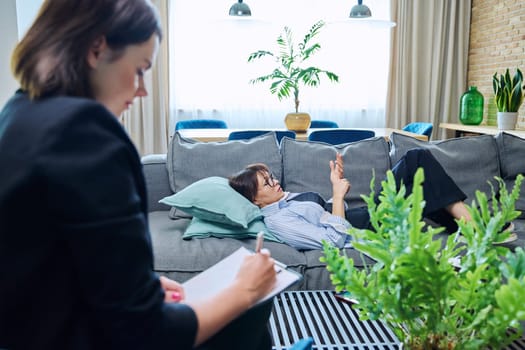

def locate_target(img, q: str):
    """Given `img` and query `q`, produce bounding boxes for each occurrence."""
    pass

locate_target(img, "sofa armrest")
[141,154,173,212]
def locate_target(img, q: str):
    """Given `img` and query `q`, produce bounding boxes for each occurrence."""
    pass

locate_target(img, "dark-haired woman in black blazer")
[0,1,276,349]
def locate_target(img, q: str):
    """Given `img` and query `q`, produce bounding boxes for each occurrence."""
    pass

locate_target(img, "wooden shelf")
[440,123,525,139]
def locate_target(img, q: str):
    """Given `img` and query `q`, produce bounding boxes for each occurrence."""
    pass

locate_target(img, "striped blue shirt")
[260,192,352,250]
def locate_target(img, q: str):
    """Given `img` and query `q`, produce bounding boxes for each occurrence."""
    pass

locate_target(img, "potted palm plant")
[248,20,339,132]
[493,68,524,130]
[322,170,525,349]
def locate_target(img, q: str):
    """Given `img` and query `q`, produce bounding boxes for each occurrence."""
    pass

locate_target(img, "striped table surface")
[269,290,525,350]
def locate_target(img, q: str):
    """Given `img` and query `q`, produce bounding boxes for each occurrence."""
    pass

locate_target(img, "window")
[169,0,393,131]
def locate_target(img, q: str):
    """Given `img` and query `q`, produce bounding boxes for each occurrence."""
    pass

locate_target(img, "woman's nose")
[135,75,148,97]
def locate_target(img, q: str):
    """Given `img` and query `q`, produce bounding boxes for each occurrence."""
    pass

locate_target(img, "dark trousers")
[196,298,273,350]
[386,148,467,232]
[293,149,466,233]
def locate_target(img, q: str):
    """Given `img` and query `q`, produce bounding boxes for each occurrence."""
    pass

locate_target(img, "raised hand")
[329,153,345,180]
[329,153,350,199]
[329,153,351,218]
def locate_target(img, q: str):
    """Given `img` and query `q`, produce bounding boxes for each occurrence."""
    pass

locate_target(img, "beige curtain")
[122,0,170,156]
[386,0,471,139]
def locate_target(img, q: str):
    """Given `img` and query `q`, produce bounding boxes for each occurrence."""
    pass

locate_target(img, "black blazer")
[0,91,197,349]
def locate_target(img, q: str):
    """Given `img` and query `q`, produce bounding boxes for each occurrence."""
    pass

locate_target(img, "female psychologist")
[0,1,276,349]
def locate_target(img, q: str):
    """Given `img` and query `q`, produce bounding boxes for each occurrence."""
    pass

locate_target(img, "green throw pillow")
[159,176,261,228]
[183,217,282,243]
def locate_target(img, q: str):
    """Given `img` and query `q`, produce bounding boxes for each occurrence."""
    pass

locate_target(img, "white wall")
[0,0,43,106]
[16,0,43,38]
[0,0,19,106]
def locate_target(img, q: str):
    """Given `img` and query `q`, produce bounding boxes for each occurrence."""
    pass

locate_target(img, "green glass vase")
[459,86,484,125]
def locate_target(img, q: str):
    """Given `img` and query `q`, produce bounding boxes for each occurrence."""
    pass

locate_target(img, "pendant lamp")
[349,0,372,18]
[229,0,251,16]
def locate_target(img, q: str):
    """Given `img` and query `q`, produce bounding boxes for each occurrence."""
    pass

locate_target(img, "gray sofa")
[143,131,525,290]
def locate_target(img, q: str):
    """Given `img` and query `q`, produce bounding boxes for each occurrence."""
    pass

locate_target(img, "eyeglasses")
[262,173,278,188]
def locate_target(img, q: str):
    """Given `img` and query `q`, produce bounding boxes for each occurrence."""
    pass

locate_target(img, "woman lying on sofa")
[229,149,514,250]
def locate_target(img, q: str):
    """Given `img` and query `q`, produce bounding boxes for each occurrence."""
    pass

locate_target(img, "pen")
[255,231,264,253]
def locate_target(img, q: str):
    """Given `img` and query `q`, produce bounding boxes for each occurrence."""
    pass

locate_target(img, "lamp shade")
[349,0,371,18]
[229,0,251,16]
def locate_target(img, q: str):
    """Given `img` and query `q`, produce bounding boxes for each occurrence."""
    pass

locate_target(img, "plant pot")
[497,111,518,130]
[285,112,311,132]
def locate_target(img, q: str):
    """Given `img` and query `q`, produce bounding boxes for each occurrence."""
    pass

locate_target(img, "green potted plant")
[248,20,339,132]
[492,68,524,130]
[321,169,525,349]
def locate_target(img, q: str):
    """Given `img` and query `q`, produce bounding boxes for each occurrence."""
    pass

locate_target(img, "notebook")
[182,247,302,305]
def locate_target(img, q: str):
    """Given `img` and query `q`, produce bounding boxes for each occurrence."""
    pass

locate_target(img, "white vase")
[497,112,518,130]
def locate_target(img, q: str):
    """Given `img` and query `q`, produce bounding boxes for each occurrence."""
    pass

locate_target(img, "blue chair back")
[175,119,228,130]
[228,130,296,144]
[310,120,339,128]
[308,129,375,145]
[402,122,433,138]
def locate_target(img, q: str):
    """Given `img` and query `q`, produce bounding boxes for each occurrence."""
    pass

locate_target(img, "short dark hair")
[229,163,270,203]
[11,0,162,99]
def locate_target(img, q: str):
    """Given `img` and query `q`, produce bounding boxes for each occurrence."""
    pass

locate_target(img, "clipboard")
[182,247,302,305]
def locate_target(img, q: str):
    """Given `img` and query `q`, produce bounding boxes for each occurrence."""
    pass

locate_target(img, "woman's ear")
[86,36,108,69]
[253,197,263,208]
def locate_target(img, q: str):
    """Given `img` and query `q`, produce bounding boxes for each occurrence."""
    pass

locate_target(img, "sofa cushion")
[148,211,384,289]
[141,154,173,212]
[167,132,282,195]
[495,132,525,215]
[495,132,525,179]
[390,133,501,204]
[159,176,261,228]
[148,212,307,280]
[168,207,192,220]
[280,137,391,208]
[183,216,282,242]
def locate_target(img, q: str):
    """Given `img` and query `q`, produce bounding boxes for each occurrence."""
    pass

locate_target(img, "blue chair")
[402,122,433,139]
[228,130,296,144]
[310,120,339,128]
[308,129,375,144]
[175,119,228,130]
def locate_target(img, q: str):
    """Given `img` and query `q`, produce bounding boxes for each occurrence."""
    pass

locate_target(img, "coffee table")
[269,290,525,350]
[269,290,400,350]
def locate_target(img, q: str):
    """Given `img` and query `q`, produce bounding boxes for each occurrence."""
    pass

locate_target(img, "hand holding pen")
[255,231,265,253]
[232,232,277,304]
[255,231,286,274]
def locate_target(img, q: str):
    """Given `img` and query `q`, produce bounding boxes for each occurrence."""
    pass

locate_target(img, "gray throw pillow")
[390,133,501,204]
[280,137,391,208]
[495,132,525,215]
[167,132,282,195]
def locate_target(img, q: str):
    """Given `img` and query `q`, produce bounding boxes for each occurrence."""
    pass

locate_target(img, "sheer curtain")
[386,0,471,139]
[122,0,170,155]
[169,0,394,132]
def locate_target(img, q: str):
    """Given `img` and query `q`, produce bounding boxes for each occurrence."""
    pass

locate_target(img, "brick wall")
[468,0,525,127]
